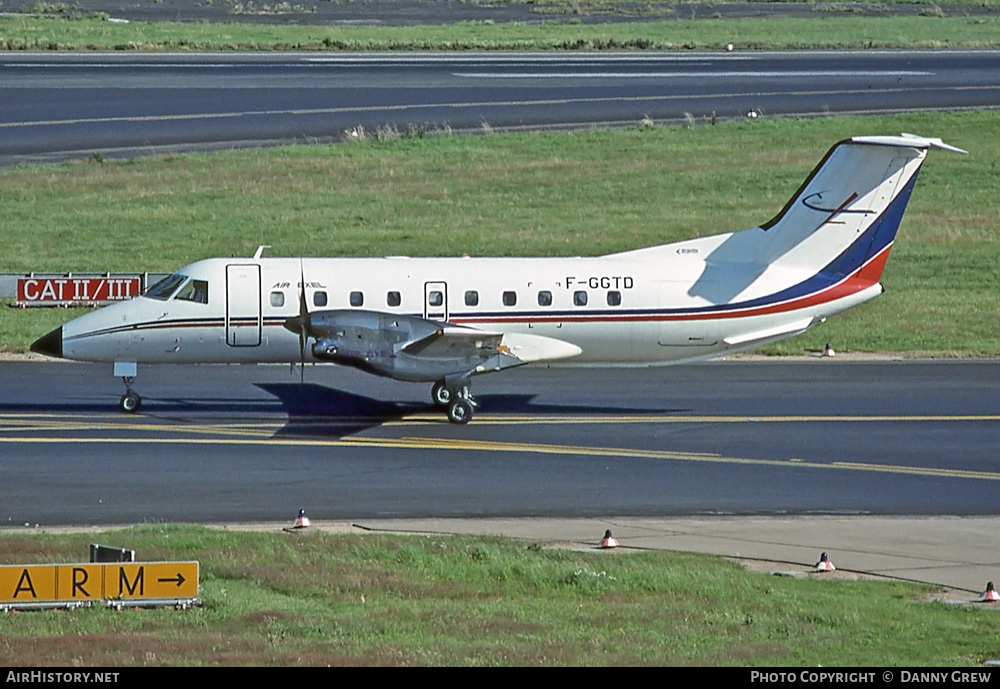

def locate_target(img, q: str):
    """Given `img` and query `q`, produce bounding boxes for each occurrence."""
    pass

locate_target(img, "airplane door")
[424,281,448,321]
[226,264,262,347]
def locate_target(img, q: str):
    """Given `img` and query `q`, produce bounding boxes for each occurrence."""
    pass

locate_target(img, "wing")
[401,326,505,358]
[403,326,581,365]
[286,309,581,382]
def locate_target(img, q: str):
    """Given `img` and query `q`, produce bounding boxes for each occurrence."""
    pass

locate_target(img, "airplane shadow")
[257,383,685,439]
[257,383,422,438]
[0,383,684,440]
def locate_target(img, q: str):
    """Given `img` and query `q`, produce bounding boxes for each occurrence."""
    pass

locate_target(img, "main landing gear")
[431,380,478,425]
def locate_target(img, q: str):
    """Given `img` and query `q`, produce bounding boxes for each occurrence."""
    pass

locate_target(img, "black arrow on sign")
[158,573,186,587]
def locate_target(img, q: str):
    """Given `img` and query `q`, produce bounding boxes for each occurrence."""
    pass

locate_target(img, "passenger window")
[607,290,622,306]
[428,291,443,307]
[175,279,209,305]
[350,291,364,307]
[387,291,401,307]
[313,291,328,307]
[537,291,552,307]
[502,291,517,307]
[573,291,588,306]
[465,290,479,307]
[270,291,285,308]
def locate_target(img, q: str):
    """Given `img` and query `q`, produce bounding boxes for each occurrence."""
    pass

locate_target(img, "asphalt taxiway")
[3,359,998,517]
[3,358,998,591]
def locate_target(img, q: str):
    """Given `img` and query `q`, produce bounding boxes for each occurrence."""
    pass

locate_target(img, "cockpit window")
[145,273,187,300]
[174,279,209,305]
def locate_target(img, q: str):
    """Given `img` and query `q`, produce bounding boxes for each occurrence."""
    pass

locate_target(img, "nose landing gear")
[120,377,142,413]
[114,362,141,413]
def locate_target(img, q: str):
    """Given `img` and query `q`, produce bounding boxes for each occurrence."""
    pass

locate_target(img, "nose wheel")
[119,376,141,413]
[120,392,142,413]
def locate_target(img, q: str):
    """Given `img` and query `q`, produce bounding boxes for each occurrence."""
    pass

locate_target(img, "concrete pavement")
[294,516,1000,599]
[23,515,1000,600]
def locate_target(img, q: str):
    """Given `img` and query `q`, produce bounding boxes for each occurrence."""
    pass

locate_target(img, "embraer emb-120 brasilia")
[31,134,963,424]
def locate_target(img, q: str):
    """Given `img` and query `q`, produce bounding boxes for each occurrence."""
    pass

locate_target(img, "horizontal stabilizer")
[851,134,966,154]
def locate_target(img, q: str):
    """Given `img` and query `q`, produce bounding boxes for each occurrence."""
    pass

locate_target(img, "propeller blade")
[298,267,312,335]
[299,331,305,384]
[299,261,308,383]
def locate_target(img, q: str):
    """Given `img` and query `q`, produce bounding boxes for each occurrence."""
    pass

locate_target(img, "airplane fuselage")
[57,252,880,368]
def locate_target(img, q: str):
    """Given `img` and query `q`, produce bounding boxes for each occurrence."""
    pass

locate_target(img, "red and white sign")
[17,277,141,306]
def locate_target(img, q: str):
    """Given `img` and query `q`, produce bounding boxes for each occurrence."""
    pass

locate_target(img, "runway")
[2,51,999,163]
[2,359,998,526]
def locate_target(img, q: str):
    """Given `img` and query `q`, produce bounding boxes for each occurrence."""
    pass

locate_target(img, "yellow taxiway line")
[3,412,999,430]
[388,414,1000,426]
[0,412,997,482]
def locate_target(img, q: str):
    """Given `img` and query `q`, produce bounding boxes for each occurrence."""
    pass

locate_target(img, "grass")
[1,525,999,666]
[2,110,999,356]
[1,13,1000,51]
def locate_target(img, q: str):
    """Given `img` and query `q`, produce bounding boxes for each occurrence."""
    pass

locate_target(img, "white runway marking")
[452,70,933,79]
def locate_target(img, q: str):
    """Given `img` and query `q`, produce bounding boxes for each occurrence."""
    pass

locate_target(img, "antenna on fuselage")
[253,245,270,259]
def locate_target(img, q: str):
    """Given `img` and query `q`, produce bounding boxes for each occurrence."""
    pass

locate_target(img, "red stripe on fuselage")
[451,244,891,326]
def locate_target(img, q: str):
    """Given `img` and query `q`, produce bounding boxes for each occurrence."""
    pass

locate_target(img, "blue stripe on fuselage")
[670,169,919,315]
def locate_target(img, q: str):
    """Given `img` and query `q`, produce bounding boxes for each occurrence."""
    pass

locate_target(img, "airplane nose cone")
[30,327,63,359]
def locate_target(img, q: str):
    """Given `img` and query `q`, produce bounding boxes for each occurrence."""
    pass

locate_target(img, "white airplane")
[30,134,962,423]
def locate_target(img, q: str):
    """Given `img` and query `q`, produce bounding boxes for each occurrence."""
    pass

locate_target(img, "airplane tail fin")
[755,134,965,282]
[605,134,962,310]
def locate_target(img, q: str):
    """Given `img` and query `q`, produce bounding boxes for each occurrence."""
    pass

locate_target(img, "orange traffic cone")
[823,343,836,357]
[983,581,999,602]
[292,508,310,529]
[600,530,619,549]
[815,552,836,572]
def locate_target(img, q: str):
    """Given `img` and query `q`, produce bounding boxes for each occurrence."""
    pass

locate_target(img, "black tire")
[432,381,453,407]
[120,392,141,413]
[447,398,473,425]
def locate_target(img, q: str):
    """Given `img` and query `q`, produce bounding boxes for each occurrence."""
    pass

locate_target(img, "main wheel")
[431,381,453,407]
[120,392,142,413]
[447,398,473,425]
